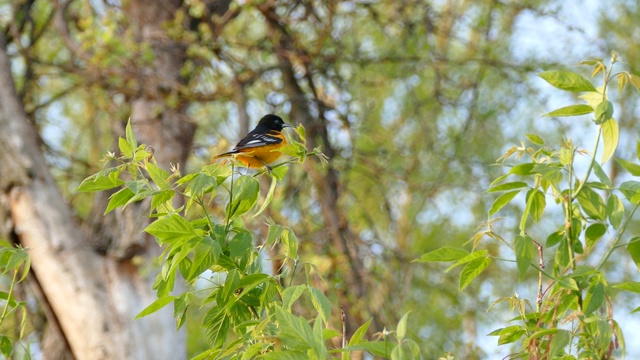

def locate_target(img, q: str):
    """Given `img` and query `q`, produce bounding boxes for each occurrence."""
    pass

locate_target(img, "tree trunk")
[0,21,184,360]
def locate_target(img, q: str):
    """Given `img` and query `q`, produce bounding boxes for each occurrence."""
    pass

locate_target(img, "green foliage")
[79,121,416,358]
[419,54,640,357]
[0,241,31,359]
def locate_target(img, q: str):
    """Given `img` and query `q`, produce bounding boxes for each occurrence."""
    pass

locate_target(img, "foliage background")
[1,0,640,358]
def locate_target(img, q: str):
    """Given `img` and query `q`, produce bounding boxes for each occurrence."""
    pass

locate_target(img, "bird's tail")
[213,151,236,160]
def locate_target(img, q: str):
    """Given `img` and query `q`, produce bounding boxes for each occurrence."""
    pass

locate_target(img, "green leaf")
[446,250,488,272]
[629,73,640,91]
[619,181,640,205]
[526,133,544,145]
[135,296,176,319]
[509,163,535,175]
[546,230,564,248]
[275,306,325,356]
[151,189,175,211]
[459,257,490,291]
[204,306,230,348]
[186,236,221,281]
[488,181,528,193]
[577,186,606,220]
[592,161,611,188]
[187,173,217,197]
[617,158,640,176]
[349,318,372,346]
[548,330,570,357]
[0,335,12,358]
[227,175,259,221]
[415,247,469,263]
[601,118,619,164]
[119,137,133,158]
[396,312,409,340]
[594,100,614,124]
[583,279,605,315]
[145,162,170,189]
[515,235,535,279]
[626,238,640,271]
[607,194,624,230]
[282,285,306,310]
[543,104,593,117]
[528,189,546,223]
[104,187,135,215]
[489,190,520,216]
[557,277,579,291]
[489,325,526,345]
[125,119,138,151]
[229,231,252,258]
[539,70,597,92]
[559,147,572,166]
[145,214,198,245]
[77,169,124,192]
[614,281,640,293]
[252,175,277,219]
[585,223,607,251]
[281,227,298,259]
[343,341,395,357]
[308,286,331,326]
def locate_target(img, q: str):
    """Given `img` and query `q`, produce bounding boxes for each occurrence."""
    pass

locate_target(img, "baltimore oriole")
[214,114,291,169]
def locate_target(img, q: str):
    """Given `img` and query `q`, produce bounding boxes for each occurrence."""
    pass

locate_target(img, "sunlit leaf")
[459,257,490,291]
[539,70,597,92]
[415,247,469,262]
[601,118,619,164]
[515,235,535,279]
[543,104,593,117]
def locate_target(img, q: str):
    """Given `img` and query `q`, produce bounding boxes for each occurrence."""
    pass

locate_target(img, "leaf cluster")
[417,54,640,358]
[78,122,417,359]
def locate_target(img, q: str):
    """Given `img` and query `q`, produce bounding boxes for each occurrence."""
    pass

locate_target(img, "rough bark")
[0,12,185,360]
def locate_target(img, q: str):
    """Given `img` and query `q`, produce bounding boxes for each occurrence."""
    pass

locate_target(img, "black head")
[256,114,290,131]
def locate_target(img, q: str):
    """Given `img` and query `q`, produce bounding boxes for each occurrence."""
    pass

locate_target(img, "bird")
[214,114,291,169]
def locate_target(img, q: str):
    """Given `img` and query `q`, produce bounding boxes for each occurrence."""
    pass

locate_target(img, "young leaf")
[539,70,597,92]
[515,235,535,279]
[489,190,520,216]
[446,250,488,272]
[543,104,593,117]
[146,162,171,189]
[125,119,138,151]
[601,118,619,164]
[525,133,544,145]
[104,187,135,215]
[349,318,372,346]
[415,247,469,262]
[594,100,614,124]
[396,312,410,340]
[119,137,133,158]
[135,296,176,319]
[629,73,640,91]
[459,257,490,291]
[77,170,124,192]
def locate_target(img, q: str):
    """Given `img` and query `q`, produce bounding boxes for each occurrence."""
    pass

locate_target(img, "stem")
[571,125,603,201]
[597,202,640,270]
[225,163,235,233]
[0,268,18,323]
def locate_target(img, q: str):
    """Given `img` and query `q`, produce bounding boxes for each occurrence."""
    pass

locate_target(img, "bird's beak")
[282,123,292,128]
